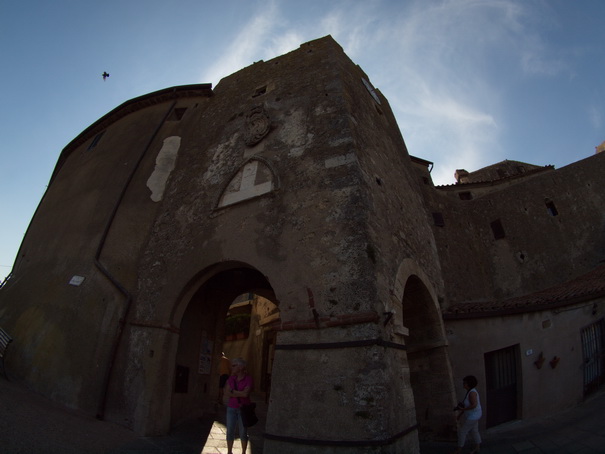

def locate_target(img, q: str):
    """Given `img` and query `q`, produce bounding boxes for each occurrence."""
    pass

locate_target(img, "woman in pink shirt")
[225,357,253,454]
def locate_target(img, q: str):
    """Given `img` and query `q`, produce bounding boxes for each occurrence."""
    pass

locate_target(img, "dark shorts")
[219,374,229,388]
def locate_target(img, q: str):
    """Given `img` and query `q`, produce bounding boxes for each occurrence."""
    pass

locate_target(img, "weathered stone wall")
[110,37,434,448]
[331,42,456,440]
[419,152,605,306]
[0,90,210,413]
[415,143,605,425]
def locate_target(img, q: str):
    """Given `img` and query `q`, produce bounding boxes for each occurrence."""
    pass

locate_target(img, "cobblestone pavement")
[1,377,604,453]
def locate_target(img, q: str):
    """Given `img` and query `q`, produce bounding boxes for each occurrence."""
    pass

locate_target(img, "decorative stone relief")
[217,158,276,208]
[243,105,271,146]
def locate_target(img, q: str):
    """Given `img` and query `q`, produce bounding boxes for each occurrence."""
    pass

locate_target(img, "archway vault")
[394,259,457,441]
[168,262,279,428]
[171,261,278,325]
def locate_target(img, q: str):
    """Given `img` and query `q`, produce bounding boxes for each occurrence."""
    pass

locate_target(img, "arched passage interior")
[169,264,279,428]
[402,275,456,440]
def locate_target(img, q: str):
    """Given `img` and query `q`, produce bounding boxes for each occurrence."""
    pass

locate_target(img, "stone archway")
[169,264,279,428]
[394,261,456,440]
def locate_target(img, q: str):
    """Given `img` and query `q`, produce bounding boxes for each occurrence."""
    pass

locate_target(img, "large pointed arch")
[167,262,279,428]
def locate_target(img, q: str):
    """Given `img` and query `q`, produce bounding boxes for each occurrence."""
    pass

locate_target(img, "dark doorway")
[402,275,455,440]
[581,318,605,396]
[484,345,520,428]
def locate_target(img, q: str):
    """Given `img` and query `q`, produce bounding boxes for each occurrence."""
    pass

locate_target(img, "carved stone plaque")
[243,105,271,146]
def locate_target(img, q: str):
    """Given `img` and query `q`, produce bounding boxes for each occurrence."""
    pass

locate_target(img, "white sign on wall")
[69,275,86,286]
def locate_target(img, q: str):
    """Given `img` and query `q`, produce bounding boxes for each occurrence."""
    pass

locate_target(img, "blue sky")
[1,0,604,277]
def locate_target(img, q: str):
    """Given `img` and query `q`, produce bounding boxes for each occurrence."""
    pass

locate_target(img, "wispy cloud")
[519,34,570,77]
[317,3,383,58]
[200,1,282,85]
[588,105,602,130]
[348,0,524,183]
[265,31,306,58]
[200,0,566,184]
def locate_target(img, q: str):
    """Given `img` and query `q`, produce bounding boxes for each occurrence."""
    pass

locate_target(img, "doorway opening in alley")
[222,292,279,402]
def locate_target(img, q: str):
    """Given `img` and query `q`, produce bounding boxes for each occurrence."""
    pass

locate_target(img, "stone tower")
[0,36,455,452]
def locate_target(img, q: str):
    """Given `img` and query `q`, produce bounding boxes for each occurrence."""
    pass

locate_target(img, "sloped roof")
[470,159,542,174]
[437,162,554,189]
[443,264,605,319]
[50,84,213,185]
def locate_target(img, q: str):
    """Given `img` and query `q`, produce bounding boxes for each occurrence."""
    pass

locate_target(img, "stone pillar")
[263,325,421,453]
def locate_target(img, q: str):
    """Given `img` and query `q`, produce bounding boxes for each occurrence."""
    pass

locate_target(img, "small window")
[432,212,445,227]
[545,199,558,216]
[168,107,187,121]
[491,219,505,239]
[361,78,381,104]
[87,131,105,150]
[174,365,189,393]
[252,85,267,98]
[459,191,473,200]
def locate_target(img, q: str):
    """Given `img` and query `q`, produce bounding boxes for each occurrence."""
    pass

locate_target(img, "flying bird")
[102,72,110,81]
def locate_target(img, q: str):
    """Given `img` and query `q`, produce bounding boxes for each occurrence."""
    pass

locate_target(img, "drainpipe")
[96,96,177,420]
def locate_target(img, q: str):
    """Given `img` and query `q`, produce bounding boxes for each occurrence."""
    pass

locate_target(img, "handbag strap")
[462,389,470,403]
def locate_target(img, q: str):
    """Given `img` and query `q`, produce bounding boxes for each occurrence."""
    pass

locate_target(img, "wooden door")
[484,345,519,428]
[582,318,605,396]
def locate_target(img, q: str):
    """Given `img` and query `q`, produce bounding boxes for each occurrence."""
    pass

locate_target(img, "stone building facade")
[411,154,605,429]
[0,36,603,453]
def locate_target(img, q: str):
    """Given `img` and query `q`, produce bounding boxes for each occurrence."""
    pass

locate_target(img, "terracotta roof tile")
[443,264,605,319]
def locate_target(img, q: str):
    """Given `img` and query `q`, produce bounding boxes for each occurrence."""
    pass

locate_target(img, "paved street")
[420,389,605,453]
[1,376,604,453]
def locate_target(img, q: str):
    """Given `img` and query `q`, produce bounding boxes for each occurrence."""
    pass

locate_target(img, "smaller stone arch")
[216,156,279,208]
[393,259,456,441]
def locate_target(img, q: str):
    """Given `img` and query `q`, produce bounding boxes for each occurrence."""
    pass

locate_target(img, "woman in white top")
[453,375,482,454]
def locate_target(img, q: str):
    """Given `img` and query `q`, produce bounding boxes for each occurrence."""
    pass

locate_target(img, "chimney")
[455,169,470,184]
